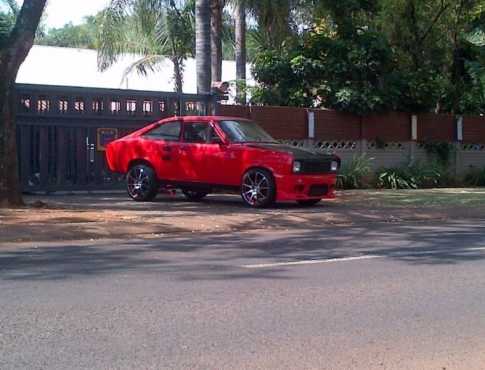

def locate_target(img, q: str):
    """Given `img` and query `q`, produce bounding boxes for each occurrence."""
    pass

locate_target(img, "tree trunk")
[0,0,47,208]
[210,0,223,83]
[196,0,212,94]
[172,56,184,94]
[235,0,246,104]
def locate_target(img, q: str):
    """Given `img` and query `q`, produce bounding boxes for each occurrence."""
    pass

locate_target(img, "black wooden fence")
[16,83,216,192]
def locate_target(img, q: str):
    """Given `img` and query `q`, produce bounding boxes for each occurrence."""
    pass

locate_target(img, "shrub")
[377,161,452,190]
[337,154,373,189]
[377,167,418,189]
[464,167,485,186]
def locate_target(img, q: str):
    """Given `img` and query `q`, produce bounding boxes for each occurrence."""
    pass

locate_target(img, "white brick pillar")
[307,110,315,140]
[410,114,418,163]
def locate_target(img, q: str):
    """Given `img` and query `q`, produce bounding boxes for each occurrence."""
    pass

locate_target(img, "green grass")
[339,188,485,208]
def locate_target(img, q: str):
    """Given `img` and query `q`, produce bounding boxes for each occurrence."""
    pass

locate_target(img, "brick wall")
[362,112,410,141]
[463,116,485,143]
[249,106,307,140]
[418,113,455,142]
[216,104,485,144]
[313,110,361,140]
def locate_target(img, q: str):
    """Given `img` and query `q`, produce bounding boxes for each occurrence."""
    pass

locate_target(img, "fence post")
[359,116,367,156]
[410,114,418,163]
[307,110,315,141]
[455,115,464,178]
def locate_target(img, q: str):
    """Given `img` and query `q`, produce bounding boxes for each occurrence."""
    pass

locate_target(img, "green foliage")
[422,141,455,164]
[377,161,450,190]
[37,17,99,49]
[0,0,18,48]
[250,0,485,115]
[337,154,373,189]
[464,167,485,186]
[377,167,418,189]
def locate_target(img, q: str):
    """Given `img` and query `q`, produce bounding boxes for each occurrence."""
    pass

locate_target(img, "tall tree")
[234,0,246,103]
[196,0,211,93]
[210,0,223,82]
[98,0,194,94]
[0,0,47,207]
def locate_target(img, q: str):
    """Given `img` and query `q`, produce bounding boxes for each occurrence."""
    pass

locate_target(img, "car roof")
[159,115,251,124]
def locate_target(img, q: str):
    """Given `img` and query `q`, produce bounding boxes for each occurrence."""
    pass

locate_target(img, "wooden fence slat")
[56,127,67,186]
[75,127,87,185]
[20,125,32,188]
[39,127,49,188]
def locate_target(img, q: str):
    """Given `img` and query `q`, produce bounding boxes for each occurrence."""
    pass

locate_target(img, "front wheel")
[126,164,158,202]
[241,168,276,208]
[297,199,321,207]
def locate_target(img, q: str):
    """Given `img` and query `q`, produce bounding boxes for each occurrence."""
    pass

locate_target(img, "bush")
[464,167,485,186]
[377,167,418,189]
[337,154,373,189]
[376,161,450,190]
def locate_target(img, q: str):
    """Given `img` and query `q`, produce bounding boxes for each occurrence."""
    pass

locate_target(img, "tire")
[297,199,321,207]
[126,164,158,202]
[183,190,209,201]
[241,168,276,208]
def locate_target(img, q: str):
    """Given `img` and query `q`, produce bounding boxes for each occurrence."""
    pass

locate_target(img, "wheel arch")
[242,166,277,184]
[127,158,155,172]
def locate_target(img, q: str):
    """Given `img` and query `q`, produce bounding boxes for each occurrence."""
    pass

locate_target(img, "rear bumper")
[275,173,337,201]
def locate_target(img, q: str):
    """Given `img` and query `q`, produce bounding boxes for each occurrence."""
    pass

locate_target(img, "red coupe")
[106,116,340,208]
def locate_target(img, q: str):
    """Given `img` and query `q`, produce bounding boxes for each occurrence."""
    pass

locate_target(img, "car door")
[141,120,182,181]
[180,121,240,186]
[179,121,211,183]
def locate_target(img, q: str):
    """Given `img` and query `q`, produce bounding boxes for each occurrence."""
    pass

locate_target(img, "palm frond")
[121,54,166,86]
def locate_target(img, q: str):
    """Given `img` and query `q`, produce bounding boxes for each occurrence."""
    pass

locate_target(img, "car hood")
[245,143,337,161]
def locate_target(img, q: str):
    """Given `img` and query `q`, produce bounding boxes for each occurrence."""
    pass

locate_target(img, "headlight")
[331,161,339,171]
[293,161,302,173]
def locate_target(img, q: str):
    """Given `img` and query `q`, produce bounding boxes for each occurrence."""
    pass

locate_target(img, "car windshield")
[219,120,277,143]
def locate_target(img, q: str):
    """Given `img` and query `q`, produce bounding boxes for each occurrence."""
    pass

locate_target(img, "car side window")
[183,122,209,143]
[144,121,181,141]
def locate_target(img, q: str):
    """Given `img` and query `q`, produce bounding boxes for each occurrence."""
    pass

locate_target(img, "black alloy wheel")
[241,168,276,208]
[126,164,158,202]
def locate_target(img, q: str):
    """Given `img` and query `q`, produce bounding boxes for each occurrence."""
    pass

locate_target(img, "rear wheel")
[126,164,158,202]
[297,199,321,207]
[241,168,276,208]
[183,190,209,201]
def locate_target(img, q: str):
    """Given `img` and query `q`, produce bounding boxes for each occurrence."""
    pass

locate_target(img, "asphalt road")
[1,220,485,369]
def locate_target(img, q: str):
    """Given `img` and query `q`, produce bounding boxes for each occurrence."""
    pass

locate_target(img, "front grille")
[300,161,332,174]
[308,184,328,197]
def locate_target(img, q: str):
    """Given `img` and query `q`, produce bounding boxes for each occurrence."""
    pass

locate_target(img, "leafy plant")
[377,161,452,190]
[377,167,418,190]
[422,141,455,164]
[337,154,373,190]
[464,167,485,187]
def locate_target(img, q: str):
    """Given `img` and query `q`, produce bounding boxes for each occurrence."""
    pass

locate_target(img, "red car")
[106,116,340,208]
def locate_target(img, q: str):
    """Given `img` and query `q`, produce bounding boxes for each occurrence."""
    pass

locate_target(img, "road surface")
[1,220,485,369]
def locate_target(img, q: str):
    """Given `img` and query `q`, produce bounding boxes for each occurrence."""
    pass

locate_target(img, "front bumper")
[275,173,337,201]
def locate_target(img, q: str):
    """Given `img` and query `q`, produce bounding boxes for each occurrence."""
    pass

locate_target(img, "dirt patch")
[1,189,484,244]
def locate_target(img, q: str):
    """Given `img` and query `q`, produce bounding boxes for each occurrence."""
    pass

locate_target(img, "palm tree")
[98,0,194,93]
[196,0,211,93]
[210,0,224,82]
[234,0,246,103]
